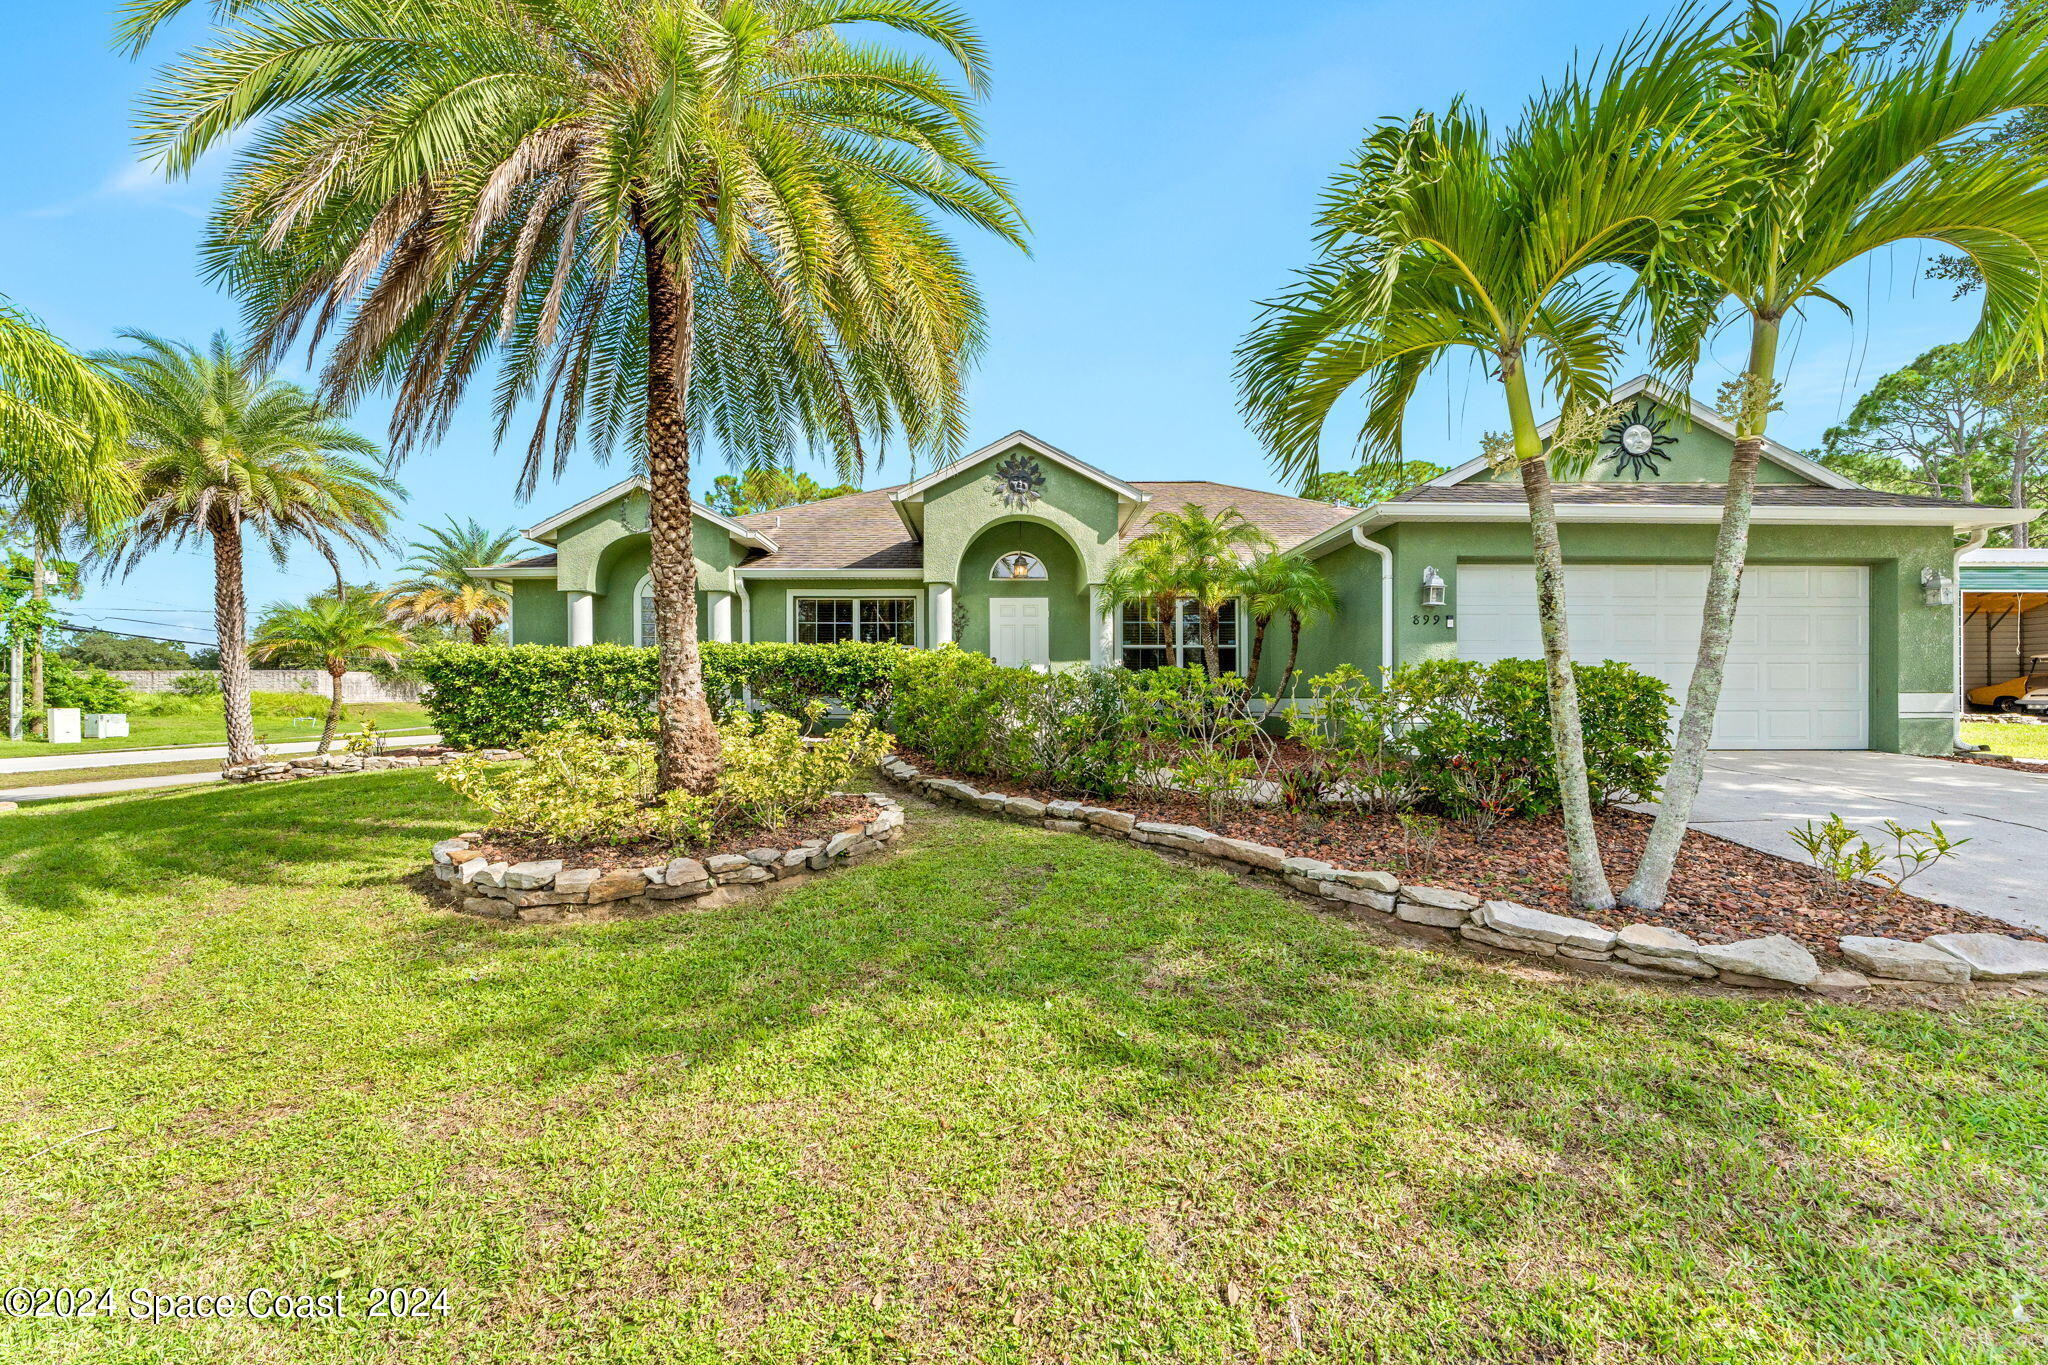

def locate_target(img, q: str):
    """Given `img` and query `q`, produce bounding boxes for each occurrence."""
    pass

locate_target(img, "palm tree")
[1237,19,1730,912]
[252,593,409,753]
[386,517,518,645]
[1106,506,1274,678]
[1621,4,2048,911]
[1238,553,1339,700]
[136,0,1024,794]
[96,332,400,767]
[1,298,135,719]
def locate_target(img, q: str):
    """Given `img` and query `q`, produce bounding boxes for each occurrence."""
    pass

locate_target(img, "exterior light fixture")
[1921,567,1956,607]
[1420,566,1447,608]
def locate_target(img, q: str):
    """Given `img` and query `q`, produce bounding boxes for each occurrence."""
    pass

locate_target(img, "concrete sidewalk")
[1651,751,2048,936]
[0,733,437,776]
[3,771,226,803]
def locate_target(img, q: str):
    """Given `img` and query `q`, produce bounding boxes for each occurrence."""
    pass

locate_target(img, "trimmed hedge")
[411,642,906,748]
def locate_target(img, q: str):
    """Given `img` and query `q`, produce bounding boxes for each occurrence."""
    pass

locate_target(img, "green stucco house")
[476,376,2032,755]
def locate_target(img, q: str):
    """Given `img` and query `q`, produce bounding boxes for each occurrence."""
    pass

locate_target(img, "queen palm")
[386,517,518,645]
[1238,19,1730,911]
[97,332,399,767]
[1238,553,1338,700]
[1106,506,1273,679]
[1621,4,2048,911]
[252,593,409,753]
[136,0,1023,793]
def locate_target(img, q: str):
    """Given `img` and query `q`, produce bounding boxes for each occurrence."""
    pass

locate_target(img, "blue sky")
[2,1,1991,648]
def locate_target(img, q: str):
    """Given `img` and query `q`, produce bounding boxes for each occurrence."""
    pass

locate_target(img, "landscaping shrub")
[40,658,130,714]
[170,671,221,697]
[439,704,893,848]
[411,642,905,747]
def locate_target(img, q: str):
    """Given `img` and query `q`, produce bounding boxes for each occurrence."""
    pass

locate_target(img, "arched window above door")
[991,552,1047,581]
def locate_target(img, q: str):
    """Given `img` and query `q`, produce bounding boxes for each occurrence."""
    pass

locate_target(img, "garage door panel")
[1456,563,1869,750]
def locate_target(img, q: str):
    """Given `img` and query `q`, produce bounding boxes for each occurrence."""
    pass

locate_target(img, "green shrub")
[170,672,221,697]
[411,642,906,747]
[40,658,130,714]
[439,703,893,848]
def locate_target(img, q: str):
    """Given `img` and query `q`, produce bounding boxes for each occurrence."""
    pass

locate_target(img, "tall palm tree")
[1106,506,1274,679]
[386,517,518,645]
[252,593,409,753]
[1237,19,1731,912]
[136,0,1024,794]
[96,332,400,767]
[1621,3,2048,911]
[1237,553,1339,700]
[1,297,134,719]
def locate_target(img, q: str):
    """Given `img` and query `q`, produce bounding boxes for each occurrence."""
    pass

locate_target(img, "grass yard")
[1,773,2044,1363]
[0,702,433,759]
[1963,720,2048,760]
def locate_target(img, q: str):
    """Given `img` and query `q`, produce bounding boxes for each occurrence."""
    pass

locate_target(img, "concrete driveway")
[1659,751,2048,935]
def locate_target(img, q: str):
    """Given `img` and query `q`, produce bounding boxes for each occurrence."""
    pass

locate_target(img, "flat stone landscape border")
[225,748,519,782]
[880,755,2048,997]
[429,793,906,923]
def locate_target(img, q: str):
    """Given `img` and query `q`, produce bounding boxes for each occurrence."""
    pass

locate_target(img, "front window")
[795,596,916,646]
[1121,600,1238,673]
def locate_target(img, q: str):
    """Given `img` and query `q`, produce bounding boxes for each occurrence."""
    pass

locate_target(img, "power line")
[50,617,214,649]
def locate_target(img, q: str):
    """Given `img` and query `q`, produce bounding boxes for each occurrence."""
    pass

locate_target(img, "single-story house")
[1960,547,2048,706]
[475,375,2035,755]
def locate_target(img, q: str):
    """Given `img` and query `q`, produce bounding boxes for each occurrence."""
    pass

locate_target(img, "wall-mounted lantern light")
[1421,566,1447,608]
[1920,567,1956,607]
[993,552,1047,581]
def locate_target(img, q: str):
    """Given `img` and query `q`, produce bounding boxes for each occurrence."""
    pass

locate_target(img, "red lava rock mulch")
[1941,753,2048,776]
[471,795,881,873]
[896,752,2039,957]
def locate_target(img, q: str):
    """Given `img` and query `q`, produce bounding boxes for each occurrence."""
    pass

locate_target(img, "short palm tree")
[1237,19,1731,911]
[1238,553,1338,700]
[1106,506,1274,679]
[1620,3,2048,911]
[252,594,410,753]
[137,0,1024,794]
[386,517,518,645]
[96,332,400,767]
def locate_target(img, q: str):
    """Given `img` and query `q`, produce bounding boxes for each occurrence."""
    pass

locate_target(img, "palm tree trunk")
[641,212,720,796]
[1622,320,1779,911]
[1199,603,1222,679]
[471,618,491,646]
[1505,362,1612,912]
[210,512,260,767]
[1281,611,1304,701]
[1246,613,1272,692]
[319,662,345,754]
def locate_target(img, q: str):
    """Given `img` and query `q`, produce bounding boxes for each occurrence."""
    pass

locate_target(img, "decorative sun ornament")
[991,453,1047,509]
[1600,402,1678,478]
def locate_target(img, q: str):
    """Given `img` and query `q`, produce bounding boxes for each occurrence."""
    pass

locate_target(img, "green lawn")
[1963,720,2048,760]
[2,773,2044,1363]
[0,702,432,759]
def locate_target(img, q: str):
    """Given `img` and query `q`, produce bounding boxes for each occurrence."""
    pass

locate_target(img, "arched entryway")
[956,519,1090,668]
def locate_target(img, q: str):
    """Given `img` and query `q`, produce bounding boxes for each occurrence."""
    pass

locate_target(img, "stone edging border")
[428,793,906,923]
[880,755,2048,994]
[224,748,518,783]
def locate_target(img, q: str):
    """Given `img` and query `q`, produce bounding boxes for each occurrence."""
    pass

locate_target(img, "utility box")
[47,707,82,745]
[82,713,130,740]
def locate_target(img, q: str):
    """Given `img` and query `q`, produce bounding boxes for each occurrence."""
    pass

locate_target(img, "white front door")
[991,597,1050,669]
[1456,564,1870,750]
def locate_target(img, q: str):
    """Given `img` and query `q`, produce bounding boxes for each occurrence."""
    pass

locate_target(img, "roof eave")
[1337,502,2042,533]
[522,475,779,552]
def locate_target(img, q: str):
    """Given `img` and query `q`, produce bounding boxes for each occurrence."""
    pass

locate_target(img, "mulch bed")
[1943,753,2048,775]
[469,795,880,873]
[897,750,2040,956]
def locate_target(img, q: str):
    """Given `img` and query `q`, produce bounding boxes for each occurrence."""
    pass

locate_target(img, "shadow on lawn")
[0,771,471,916]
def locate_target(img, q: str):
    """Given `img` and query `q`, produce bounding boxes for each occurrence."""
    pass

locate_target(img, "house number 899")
[1411,613,1446,626]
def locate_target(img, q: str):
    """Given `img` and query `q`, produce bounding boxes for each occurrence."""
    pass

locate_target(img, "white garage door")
[1455,564,1869,749]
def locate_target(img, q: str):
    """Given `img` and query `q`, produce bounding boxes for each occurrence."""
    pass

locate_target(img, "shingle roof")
[475,552,557,572]
[728,479,1355,572]
[1395,483,1998,511]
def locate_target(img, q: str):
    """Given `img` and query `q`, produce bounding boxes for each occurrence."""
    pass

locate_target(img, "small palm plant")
[252,595,410,754]
[95,332,399,767]
[386,517,519,645]
[1106,506,1274,678]
[1237,553,1339,700]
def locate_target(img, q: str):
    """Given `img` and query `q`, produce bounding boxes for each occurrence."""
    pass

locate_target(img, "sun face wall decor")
[991,452,1047,509]
[1600,401,1678,479]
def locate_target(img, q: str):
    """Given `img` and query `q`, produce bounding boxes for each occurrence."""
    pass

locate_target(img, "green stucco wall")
[915,446,1124,586]
[1474,396,1807,484]
[510,580,567,647]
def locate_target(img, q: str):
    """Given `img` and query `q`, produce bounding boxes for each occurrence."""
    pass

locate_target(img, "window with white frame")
[1120,600,1239,673]
[990,552,1047,581]
[794,595,917,646]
